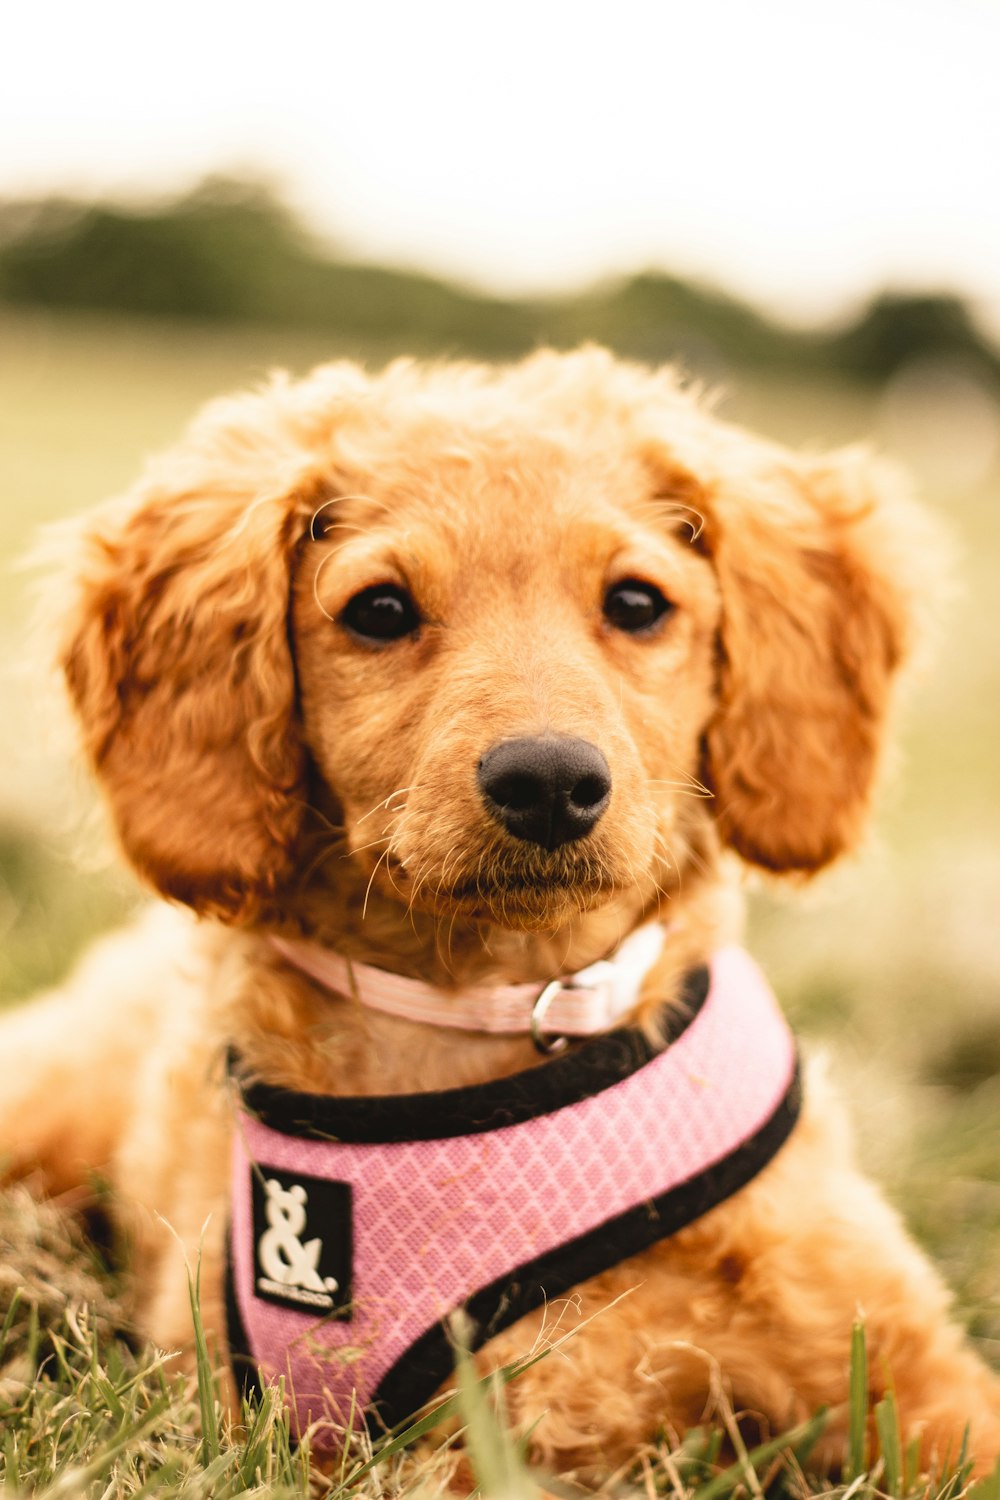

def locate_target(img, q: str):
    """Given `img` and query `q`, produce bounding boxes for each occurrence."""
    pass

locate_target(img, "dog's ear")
[58,386,324,922]
[698,446,928,874]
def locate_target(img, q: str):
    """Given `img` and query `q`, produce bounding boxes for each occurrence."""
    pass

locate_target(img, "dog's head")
[58,349,927,936]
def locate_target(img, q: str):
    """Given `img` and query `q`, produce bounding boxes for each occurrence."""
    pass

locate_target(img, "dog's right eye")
[603,579,674,636]
[340,584,421,643]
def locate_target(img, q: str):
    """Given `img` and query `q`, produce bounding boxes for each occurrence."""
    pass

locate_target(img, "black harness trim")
[234,967,710,1144]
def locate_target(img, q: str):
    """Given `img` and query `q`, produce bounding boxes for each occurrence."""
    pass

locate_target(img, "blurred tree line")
[1,176,998,382]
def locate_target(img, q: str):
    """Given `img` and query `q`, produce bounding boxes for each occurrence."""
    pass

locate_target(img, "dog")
[2,347,998,1475]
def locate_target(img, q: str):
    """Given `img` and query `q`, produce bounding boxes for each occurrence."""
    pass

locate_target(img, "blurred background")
[2,0,998,1348]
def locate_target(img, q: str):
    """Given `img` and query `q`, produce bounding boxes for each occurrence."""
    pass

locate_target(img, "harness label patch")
[250,1165,352,1318]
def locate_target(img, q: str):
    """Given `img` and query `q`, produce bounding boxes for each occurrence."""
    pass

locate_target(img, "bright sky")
[4,0,999,331]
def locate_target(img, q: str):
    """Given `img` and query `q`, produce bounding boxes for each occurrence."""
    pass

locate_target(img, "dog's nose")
[477,736,612,851]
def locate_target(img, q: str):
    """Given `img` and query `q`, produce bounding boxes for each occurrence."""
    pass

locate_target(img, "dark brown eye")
[603,579,673,635]
[340,584,421,643]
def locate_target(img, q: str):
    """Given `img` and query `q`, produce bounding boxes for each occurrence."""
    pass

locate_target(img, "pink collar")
[226,946,801,1442]
[269,921,667,1049]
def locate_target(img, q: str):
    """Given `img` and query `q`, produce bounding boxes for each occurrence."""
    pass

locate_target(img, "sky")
[3,0,999,332]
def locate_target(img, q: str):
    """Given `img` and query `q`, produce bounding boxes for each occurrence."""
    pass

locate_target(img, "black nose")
[477,735,612,851]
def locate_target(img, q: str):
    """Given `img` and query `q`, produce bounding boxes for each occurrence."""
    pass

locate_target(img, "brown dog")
[2,348,998,1473]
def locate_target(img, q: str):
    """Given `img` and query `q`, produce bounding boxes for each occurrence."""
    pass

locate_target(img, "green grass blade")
[24,1300,39,1372]
[331,1389,465,1488]
[846,1320,869,1482]
[0,1285,24,1352]
[186,1245,221,1465]
[875,1390,903,1498]
[454,1329,540,1500]
[3,1427,21,1493]
[335,1341,550,1489]
[904,1432,922,1494]
[336,1383,360,1490]
[689,1406,830,1500]
[670,1426,721,1484]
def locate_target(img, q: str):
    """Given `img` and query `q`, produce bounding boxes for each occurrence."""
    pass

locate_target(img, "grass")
[1,307,1000,1493]
[4,1187,997,1499]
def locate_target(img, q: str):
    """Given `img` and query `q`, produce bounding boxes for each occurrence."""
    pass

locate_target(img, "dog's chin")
[435,876,616,931]
[366,852,620,931]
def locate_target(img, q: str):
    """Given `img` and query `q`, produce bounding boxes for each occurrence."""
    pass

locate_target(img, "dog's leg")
[125,1189,231,1377]
[1,924,158,1193]
[688,1078,1000,1475]
[105,984,234,1369]
[0,908,198,1195]
[476,1082,1000,1476]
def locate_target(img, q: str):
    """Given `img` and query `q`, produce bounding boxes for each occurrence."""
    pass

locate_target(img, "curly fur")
[1,347,996,1473]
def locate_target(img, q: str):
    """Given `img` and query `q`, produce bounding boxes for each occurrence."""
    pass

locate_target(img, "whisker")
[438,841,469,894]
[660,502,706,542]
[653,831,682,894]
[309,492,395,541]
[621,496,706,542]
[405,865,432,922]
[361,849,390,921]
[288,797,345,838]
[647,778,713,799]
[442,908,461,975]
[681,839,711,880]
[354,785,420,827]
[342,833,392,860]
[315,519,403,539]
[296,834,344,887]
[382,854,406,901]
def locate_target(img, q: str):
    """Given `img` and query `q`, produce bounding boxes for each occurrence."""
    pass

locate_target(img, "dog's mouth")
[381,851,619,927]
[443,879,614,928]
[444,869,606,901]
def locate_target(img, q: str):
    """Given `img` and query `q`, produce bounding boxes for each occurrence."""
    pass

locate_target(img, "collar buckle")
[529,958,616,1054]
[530,980,571,1054]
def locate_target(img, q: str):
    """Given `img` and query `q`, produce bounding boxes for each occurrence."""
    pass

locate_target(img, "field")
[1,308,999,1493]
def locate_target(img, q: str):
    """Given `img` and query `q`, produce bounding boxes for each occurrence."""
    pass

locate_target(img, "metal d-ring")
[530,980,570,1055]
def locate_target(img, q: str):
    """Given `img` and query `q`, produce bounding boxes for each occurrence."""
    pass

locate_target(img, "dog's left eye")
[340,584,421,643]
[603,579,674,635]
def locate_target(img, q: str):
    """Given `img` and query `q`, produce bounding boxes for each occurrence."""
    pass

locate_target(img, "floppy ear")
[698,448,927,874]
[58,387,324,922]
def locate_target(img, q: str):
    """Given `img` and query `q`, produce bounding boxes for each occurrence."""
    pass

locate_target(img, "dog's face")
[291,434,721,930]
[58,350,923,935]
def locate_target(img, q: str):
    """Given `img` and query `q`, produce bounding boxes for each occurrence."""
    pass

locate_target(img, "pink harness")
[226,946,799,1439]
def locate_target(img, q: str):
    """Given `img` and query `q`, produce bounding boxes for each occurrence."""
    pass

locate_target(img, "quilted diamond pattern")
[229,946,795,1434]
